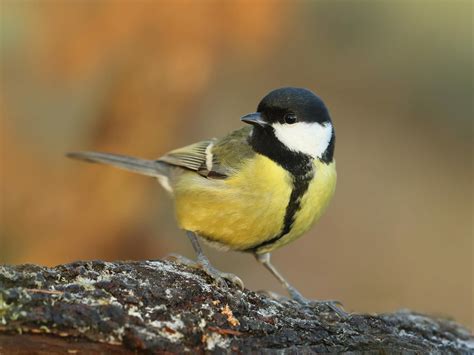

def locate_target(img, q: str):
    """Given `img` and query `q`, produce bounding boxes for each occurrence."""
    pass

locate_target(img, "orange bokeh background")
[1,1,472,328]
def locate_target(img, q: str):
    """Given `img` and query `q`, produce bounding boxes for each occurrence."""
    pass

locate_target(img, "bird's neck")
[249,128,313,177]
[248,127,334,176]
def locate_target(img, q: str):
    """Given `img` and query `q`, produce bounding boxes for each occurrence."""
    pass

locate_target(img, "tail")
[66,151,168,178]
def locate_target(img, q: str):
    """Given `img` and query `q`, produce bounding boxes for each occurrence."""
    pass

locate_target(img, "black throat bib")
[246,128,316,252]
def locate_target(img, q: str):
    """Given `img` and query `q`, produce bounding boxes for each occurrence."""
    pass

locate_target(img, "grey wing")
[158,139,214,171]
[157,138,227,178]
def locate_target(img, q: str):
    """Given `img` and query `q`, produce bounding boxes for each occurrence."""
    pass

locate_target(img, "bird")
[67,87,343,315]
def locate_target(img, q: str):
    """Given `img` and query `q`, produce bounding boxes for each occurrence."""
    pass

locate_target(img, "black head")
[241,87,335,169]
[256,87,331,125]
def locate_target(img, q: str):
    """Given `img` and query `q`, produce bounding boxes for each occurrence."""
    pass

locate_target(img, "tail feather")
[66,151,167,177]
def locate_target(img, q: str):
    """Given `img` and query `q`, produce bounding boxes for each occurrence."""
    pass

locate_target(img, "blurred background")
[0,1,472,328]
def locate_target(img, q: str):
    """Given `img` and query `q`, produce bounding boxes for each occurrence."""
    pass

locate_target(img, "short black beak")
[240,112,268,128]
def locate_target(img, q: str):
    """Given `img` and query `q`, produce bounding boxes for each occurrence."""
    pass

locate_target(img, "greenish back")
[211,126,255,175]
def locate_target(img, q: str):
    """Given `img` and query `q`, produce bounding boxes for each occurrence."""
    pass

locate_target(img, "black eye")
[283,113,297,124]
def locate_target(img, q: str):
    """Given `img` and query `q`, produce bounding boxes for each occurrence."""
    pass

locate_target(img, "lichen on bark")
[0,260,472,353]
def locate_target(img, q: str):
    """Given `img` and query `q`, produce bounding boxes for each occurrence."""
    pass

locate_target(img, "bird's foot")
[255,290,288,302]
[303,299,348,319]
[166,253,197,267]
[167,253,244,290]
[288,286,348,318]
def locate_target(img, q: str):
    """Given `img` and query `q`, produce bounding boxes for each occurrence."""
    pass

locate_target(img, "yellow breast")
[255,160,337,254]
[173,156,336,253]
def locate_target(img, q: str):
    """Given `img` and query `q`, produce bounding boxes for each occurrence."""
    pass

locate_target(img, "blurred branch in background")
[0,1,472,329]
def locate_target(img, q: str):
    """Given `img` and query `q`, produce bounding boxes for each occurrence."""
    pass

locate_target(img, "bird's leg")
[170,231,244,290]
[255,253,347,317]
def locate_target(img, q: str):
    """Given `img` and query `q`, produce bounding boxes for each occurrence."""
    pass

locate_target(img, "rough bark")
[0,260,472,354]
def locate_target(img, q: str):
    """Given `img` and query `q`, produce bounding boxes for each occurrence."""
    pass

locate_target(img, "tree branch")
[0,260,472,353]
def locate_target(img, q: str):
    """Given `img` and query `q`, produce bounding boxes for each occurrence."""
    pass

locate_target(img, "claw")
[220,272,244,290]
[198,256,244,290]
[255,290,288,301]
[288,286,348,318]
[167,253,244,290]
[309,300,348,318]
[166,254,195,266]
[302,299,348,319]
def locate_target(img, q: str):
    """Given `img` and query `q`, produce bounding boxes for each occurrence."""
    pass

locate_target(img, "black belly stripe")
[245,127,324,253]
[246,163,314,252]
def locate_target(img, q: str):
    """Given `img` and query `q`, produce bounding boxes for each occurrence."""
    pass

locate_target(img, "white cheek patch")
[272,122,333,159]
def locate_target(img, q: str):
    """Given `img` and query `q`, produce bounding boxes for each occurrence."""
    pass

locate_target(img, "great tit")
[68,87,341,313]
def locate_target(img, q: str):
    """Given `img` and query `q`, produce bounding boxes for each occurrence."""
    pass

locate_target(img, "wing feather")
[156,127,255,179]
[157,139,215,172]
